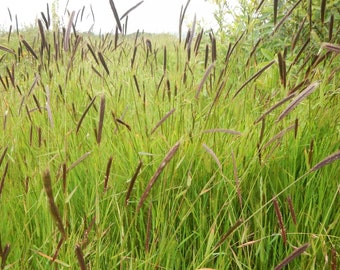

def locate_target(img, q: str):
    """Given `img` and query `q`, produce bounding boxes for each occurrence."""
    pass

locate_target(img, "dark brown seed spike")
[233,60,275,99]
[232,152,242,208]
[125,161,143,206]
[76,92,97,133]
[274,0,278,25]
[274,243,309,270]
[40,12,49,30]
[64,11,75,51]
[272,0,303,35]
[311,149,340,172]
[286,196,297,225]
[328,14,334,41]
[87,44,99,64]
[120,1,144,20]
[109,0,122,33]
[133,75,141,97]
[215,219,243,249]
[321,0,326,24]
[137,141,180,212]
[21,38,38,60]
[273,197,286,245]
[97,94,106,144]
[75,245,86,270]
[196,62,215,99]
[104,156,113,192]
[0,146,8,167]
[145,202,152,253]
[0,162,9,196]
[98,51,109,75]
[42,169,66,238]
[150,108,176,135]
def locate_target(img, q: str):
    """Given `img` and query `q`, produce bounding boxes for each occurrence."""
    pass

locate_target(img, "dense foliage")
[0,0,339,269]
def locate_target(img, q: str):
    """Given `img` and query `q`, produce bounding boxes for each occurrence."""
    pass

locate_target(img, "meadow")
[0,0,339,269]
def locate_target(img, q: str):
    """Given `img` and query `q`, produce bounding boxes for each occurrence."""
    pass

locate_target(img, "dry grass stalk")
[104,156,113,193]
[64,11,75,51]
[286,196,297,225]
[195,62,215,99]
[0,162,9,196]
[203,128,241,135]
[76,95,97,134]
[322,42,340,54]
[276,81,320,122]
[137,141,180,212]
[233,60,275,99]
[150,108,176,135]
[125,161,143,206]
[274,243,309,270]
[311,149,340,172]
[120,1,144,20]
[202,143,222,171]
[97,94,106,144]
[109,0,122,33]
[232,152,242,208]
[20,37,38,60]
[42,169,66,238]
[272,0,303,35]
[273,197,286,245]
[67,152,91,173]
[75,244,87,270]
[214,219,243,249]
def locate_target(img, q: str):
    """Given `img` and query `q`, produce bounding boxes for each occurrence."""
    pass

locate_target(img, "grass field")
[0,0,339,269]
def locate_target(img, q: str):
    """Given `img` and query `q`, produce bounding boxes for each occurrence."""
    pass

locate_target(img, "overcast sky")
[0,0,238,34]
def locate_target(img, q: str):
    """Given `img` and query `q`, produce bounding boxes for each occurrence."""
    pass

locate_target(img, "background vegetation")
[0,0,339,269]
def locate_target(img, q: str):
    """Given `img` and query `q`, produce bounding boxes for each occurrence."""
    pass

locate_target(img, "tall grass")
[0,0,339,269]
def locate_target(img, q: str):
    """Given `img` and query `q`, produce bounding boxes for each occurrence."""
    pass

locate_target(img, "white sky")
[0,0,237,34]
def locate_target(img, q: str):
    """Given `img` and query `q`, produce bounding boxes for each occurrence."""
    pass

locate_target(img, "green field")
[0,0,339,269]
